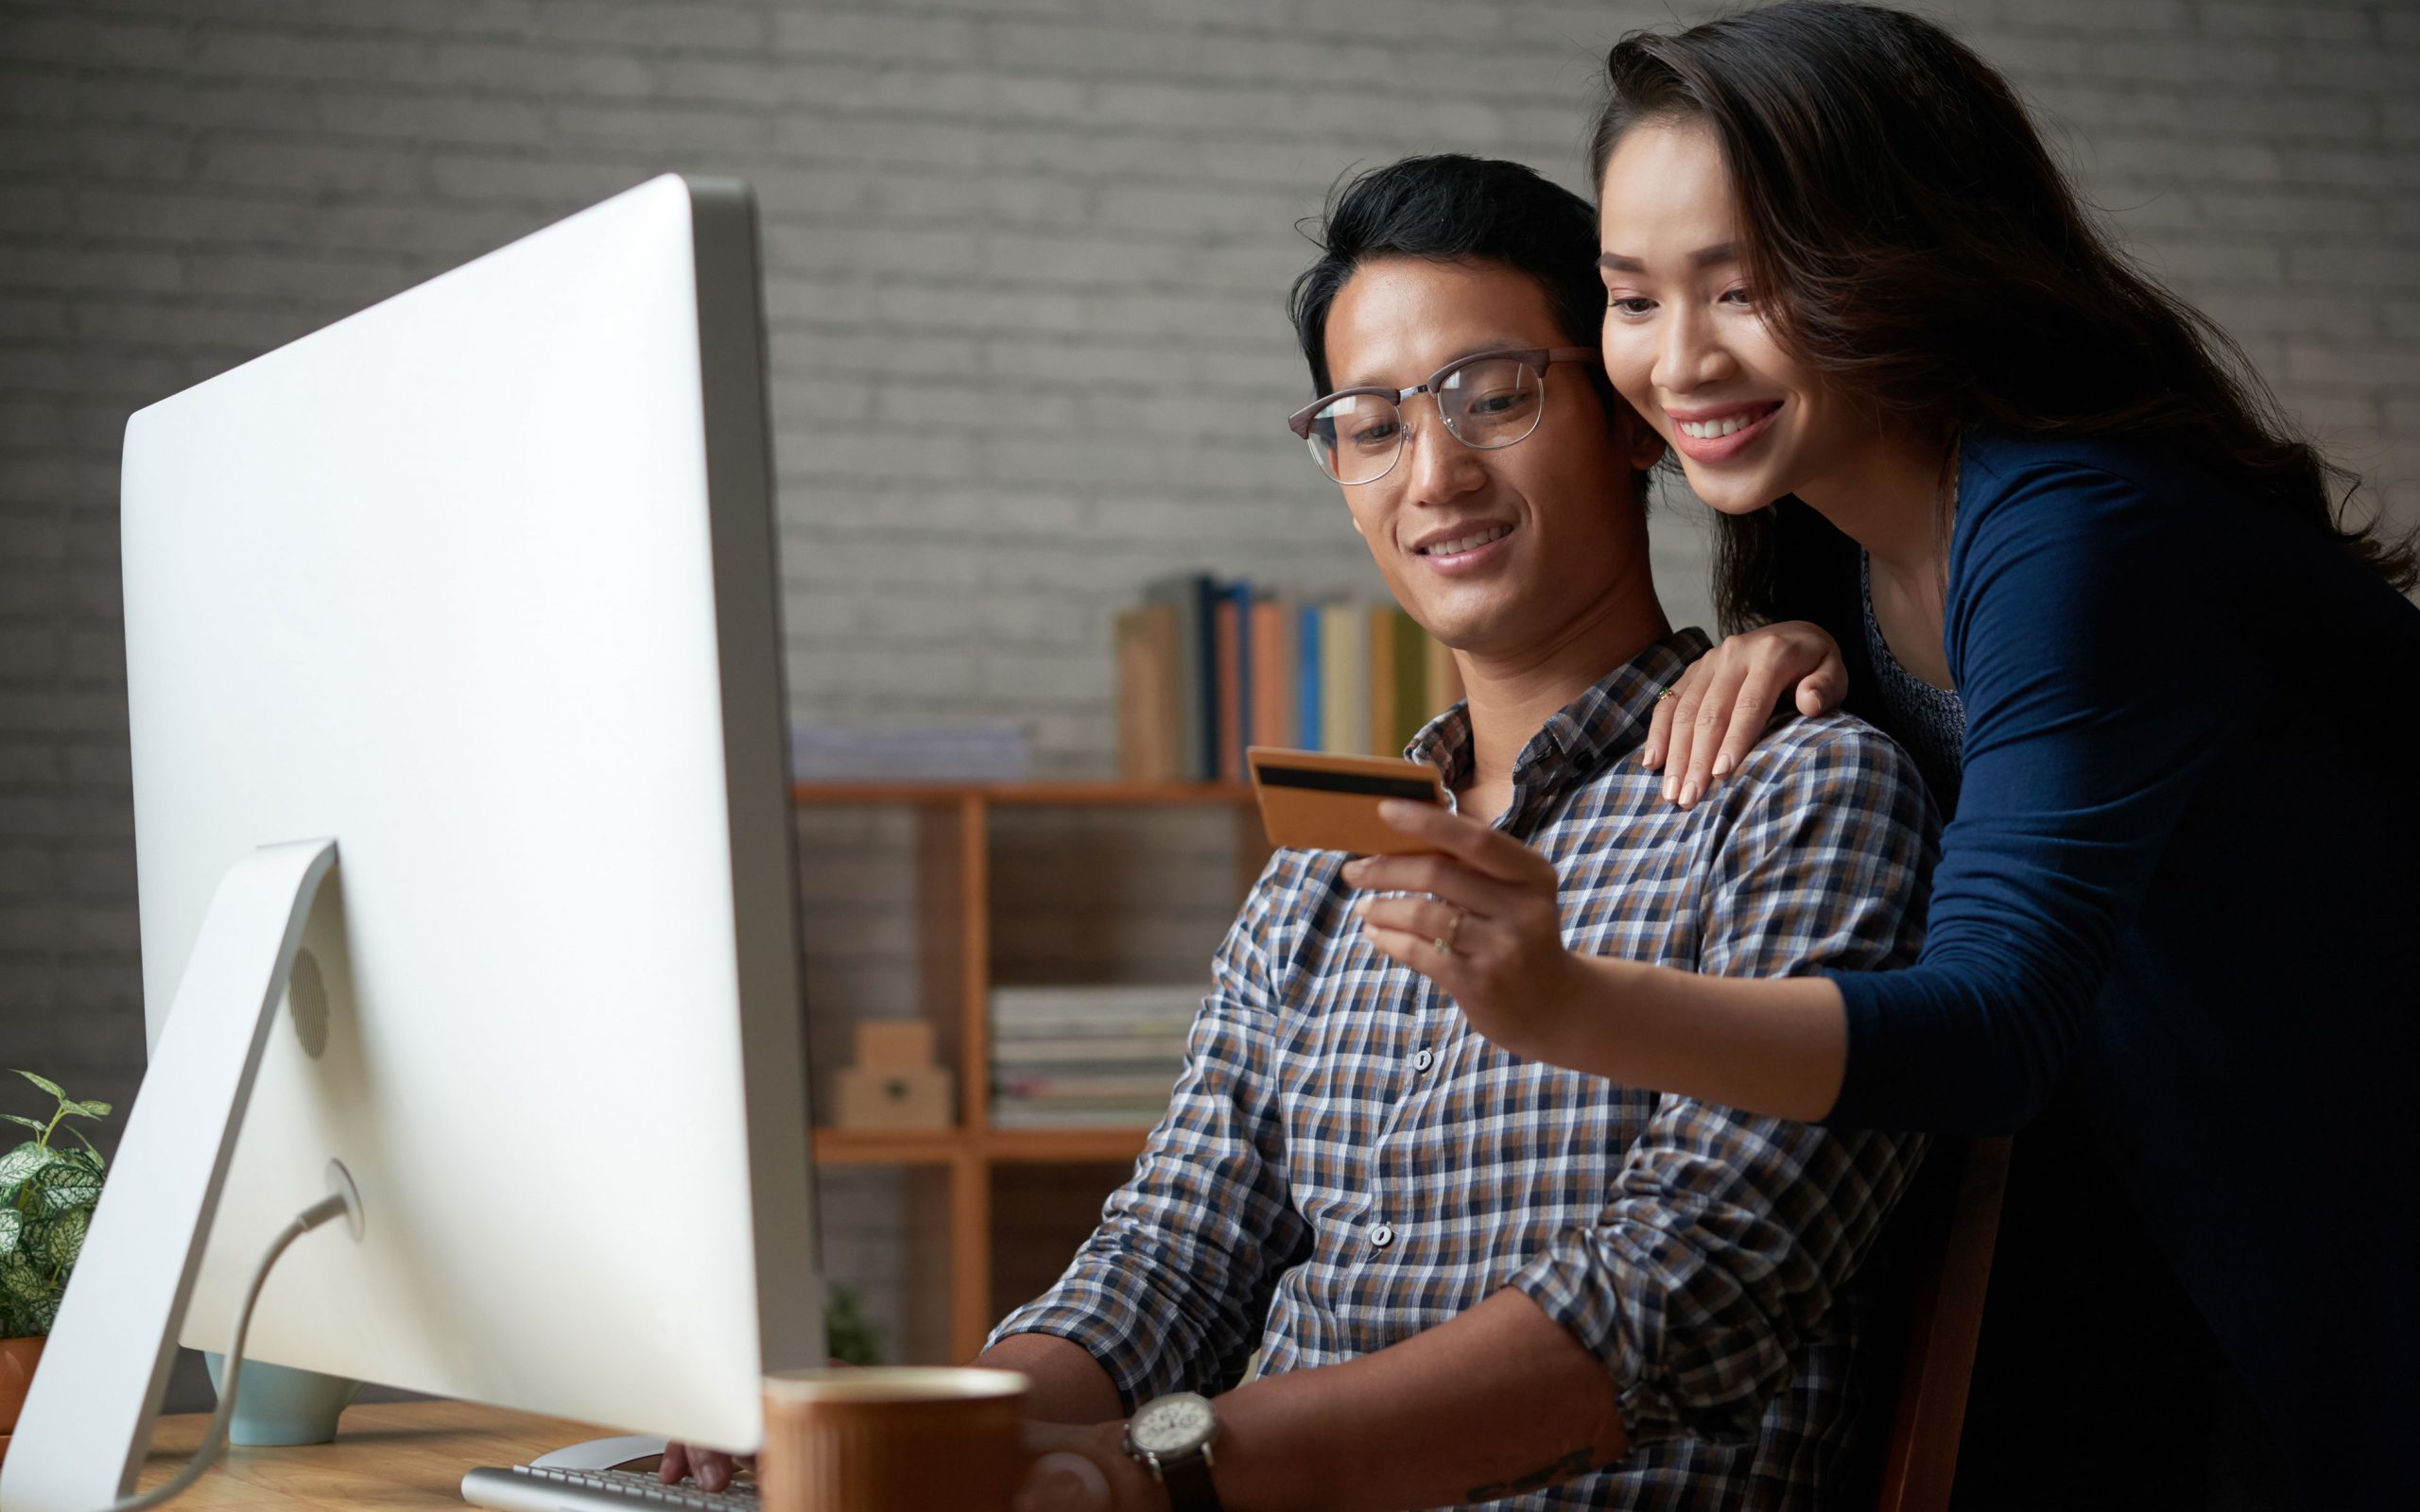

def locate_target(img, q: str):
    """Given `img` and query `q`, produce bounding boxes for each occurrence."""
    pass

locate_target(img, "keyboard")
[460,1463,760,1512]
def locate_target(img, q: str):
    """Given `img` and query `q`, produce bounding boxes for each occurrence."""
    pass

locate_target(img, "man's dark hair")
[1288,154,1614,404]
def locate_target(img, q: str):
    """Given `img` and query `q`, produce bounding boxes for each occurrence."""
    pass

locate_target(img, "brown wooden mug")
[758,1366,1029,1512]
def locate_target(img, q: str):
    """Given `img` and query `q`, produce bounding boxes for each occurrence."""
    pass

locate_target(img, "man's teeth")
[1423,524,1511,557]
[1677,409,1771,439]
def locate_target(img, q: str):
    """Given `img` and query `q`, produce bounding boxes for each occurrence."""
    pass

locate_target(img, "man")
[669,154,1938,1510]
[979,154,1940,1511]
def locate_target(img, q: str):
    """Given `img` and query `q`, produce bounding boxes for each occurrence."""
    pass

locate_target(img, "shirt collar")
[1407,627,1714,796]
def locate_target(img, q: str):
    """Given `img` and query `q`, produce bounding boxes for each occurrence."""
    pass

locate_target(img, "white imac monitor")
[1,175,822,1510]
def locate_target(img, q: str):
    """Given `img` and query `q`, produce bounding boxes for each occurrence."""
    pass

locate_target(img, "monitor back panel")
[119,175,821,1451]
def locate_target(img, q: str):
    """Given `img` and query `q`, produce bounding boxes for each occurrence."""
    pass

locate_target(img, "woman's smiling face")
[1596,116,1866,518]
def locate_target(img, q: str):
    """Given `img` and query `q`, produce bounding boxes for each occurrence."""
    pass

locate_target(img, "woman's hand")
[1013,1422,1168,1512]
[1341,801,1588,1066]
[1642,621,1845,808]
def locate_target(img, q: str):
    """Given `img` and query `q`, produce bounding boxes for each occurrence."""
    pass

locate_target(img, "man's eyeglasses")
[1286,347,1601,486]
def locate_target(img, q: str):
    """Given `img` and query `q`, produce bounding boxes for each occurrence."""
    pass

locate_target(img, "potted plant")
[0,1071,111,1440]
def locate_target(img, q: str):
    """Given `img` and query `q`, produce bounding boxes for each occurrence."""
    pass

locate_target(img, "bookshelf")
[794,780,1270,1361]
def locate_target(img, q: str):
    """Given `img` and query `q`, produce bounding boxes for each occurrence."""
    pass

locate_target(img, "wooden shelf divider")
[798,779,1266,1360]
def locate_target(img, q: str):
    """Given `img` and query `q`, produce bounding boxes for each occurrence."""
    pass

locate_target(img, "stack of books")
[1115,574,1464,783]
[790,721,1031,783]
[988,985,1203,1129]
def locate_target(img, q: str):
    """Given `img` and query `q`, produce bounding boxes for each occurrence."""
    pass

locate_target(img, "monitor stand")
[0,839,339,1512]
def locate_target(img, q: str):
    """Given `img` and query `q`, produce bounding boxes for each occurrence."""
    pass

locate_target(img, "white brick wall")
[2,0,2414,1380]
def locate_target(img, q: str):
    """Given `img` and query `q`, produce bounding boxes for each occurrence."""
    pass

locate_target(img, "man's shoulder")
[1726,709,1932,823]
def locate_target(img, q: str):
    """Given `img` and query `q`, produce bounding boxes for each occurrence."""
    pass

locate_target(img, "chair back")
[1872,1136,2012,1512]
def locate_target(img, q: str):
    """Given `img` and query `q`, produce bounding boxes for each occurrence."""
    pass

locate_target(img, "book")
[1297,601,1323,752]
[1250,594,1295,755]
[995,1072,1183,1100]
[790,722,1029,782]
[1141,572,1218,782]
[1115,603,1183,783]
[1210,579,1255,783]
[1388,609,1428,753]
[1368,604,1398,760]
[1319,602,1370,758]
[1425,631,1464,726]
[990,1037,1191,1065]
[989,1105,1166,1129]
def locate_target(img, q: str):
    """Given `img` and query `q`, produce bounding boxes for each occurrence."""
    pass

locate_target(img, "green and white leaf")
[17,1292,58,1336]
[0,1209,18,1259]
[0,1255,46,1302]
[29,1160,100,1214]
[36,1209,84,1271]
[0,1143,54,1191]
[0,1115,45,1136]
[67,1100,112,1119]
[12,1071,64,1103]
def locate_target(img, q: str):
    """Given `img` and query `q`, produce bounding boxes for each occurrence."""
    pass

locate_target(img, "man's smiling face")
[1320,255,1663,660]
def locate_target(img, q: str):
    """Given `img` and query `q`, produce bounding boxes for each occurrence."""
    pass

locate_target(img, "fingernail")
[1639,747,1659,768]
[1712,752,1732,777]
[1662,776,1675,801]
[1376,799,1410,821]
[1679,779,1700,807]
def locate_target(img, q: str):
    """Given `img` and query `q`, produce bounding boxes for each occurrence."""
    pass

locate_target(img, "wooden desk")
[136,1400,607,1509]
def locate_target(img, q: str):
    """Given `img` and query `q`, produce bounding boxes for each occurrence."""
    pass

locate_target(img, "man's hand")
[1342,801,1587,1066]
[657,1442,752,1493]
[1014,1422,1168,1512]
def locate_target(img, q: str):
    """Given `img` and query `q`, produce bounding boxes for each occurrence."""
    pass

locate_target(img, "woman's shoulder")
[1957,428,2214,526]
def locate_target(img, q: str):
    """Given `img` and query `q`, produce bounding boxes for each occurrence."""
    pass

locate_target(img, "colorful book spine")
[1220,579,1254,781]
[1368,605,1399,758]
[1389,610,1427,752]
[1115,603,1183,782]
[1320,602,1370,758]
[1141,572,1217,781]
[1297,602,1323,752]
[1212,593,1243,783]
[1250,595,1295,754]
[1425,631,1464,725]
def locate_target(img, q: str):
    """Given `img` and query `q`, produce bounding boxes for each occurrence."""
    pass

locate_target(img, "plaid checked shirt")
[990,630,1936,1509]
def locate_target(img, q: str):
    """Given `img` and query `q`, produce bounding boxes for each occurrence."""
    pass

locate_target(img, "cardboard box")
[833,1064,954,1131]
[854,1020,937,1070]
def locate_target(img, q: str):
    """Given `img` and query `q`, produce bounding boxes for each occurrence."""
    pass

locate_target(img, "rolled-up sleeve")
[984,858,1310,1411]
[1507,726,1933,1446]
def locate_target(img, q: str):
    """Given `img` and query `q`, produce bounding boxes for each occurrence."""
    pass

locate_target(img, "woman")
[1347,4,2419,1505]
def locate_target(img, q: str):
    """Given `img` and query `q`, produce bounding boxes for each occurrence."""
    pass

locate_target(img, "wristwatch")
[1124,1391,1226,1512]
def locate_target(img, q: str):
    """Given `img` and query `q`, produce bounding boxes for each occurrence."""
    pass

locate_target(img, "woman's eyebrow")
[1598,242,1738,273]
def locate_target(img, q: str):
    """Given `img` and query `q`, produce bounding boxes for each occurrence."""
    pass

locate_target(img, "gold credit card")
[1245,746,1449,855]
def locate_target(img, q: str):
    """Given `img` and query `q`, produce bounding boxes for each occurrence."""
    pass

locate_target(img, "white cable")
[99,1190,354,1512]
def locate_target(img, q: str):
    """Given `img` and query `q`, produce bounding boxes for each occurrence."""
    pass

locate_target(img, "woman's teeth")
[1676,408,1773,439]
[1421,524,1511,556]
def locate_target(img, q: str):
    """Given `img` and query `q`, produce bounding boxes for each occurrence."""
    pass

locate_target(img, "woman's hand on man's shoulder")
[1643,621,1846,808]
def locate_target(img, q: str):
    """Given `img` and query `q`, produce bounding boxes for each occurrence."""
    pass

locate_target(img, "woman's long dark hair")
[1589,0,2416,632]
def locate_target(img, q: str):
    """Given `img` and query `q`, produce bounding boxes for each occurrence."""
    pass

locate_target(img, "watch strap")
[1155,1447,1225,1512]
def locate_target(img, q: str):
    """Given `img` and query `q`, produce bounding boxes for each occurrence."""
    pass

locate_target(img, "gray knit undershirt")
[1859,548,1966,807]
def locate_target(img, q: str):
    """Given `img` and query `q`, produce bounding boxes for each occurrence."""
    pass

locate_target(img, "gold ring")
[1433,910,1462,957]
[1656,686,1678,702]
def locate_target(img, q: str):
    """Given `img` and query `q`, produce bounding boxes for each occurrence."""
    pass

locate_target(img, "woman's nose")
[1653,305,1728,394]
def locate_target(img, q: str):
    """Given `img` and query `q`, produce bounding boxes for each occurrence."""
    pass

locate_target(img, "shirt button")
[1369,1222,1395,1250]
[1411,1048,1435,1074]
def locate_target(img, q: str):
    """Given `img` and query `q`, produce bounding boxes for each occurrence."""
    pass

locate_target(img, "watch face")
[1132,1394,1216,1454]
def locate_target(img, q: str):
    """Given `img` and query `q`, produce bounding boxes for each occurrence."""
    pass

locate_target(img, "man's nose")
[1399,403,1485,504]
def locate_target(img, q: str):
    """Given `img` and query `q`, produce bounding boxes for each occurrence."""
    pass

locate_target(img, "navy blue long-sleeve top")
[1820,428,2420,1502]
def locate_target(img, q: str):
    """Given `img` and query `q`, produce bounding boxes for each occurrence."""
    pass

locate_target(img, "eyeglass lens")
[1305,355,1546,485]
